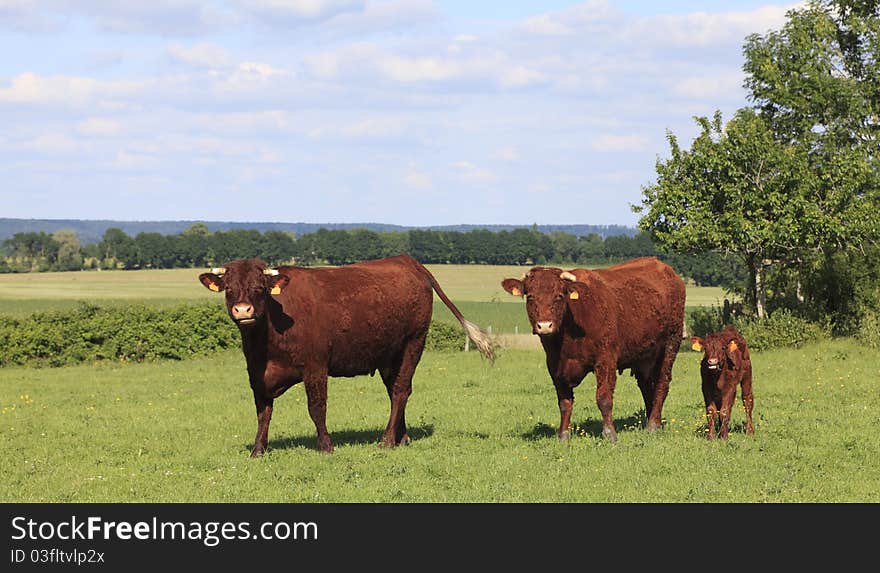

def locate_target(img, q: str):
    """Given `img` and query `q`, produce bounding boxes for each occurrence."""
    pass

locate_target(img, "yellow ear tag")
[691,341,703,352]
[569,291,579,300]
[728,340,738,352]
[270,286,281,295]
[208,283,220,292]
[511,288,521,296]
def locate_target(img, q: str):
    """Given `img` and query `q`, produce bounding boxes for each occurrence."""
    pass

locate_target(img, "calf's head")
[501,268,587,336]
[198,259,289,327]
[690,332,742,373]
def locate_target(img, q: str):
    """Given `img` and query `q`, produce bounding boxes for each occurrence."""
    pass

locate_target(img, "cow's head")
[690,331,743,372]
[501,267,588,336]
[198,258,290,327]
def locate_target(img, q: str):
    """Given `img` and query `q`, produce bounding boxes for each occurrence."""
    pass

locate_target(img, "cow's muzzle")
[534,321,556,335]
[232,303,256,325]
[706,358,721,370]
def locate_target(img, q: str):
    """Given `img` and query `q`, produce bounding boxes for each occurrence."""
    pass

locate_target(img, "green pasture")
[1,339,876,502]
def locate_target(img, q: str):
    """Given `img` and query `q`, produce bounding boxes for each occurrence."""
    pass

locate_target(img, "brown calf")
[690,325,755,440]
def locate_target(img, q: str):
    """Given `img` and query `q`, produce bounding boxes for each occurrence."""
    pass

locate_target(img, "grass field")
[0,266,729,319]
[5,263,838,504]
[1,338,877,502]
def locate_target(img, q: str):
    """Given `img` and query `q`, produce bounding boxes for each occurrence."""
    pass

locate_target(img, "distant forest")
[0,222,743,288]
[0,218,637,245]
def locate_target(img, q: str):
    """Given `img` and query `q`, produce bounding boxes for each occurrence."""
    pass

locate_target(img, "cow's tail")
[410,258,495,363]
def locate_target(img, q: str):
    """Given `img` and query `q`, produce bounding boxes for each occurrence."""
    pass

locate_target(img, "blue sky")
[0,1,801,227]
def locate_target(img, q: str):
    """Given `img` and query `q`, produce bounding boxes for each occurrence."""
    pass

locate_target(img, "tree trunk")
[746,255,767,319]
[755,264,766,319]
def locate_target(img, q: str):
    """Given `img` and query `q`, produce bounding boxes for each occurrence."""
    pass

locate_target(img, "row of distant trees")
[0,224,744,288]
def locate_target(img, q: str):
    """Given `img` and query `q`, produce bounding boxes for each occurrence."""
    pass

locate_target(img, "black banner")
[0,503,873,568]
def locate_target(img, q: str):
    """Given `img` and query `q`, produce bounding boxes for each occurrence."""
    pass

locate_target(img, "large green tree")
[636,109,816,318]
[743,0,879,326]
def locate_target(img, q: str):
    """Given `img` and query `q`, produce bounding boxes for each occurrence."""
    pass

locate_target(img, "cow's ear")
[564,281,587,302]
[727,339,738,352]
[502,278,524,297]
[199,273,225,292]
[690,337,704,352]
[268,274,289,295]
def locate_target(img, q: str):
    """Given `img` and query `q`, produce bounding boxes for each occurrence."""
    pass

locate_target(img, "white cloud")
[0,72,147,107]
[77,117,122,137]
[454,161,495,184]
[239,0,365,23]
[672,72,745,99]
[166,42,233,69]
[491,146,519,162]
[22,133,79,154]
[590,134,649,152]
[404,169,432,189]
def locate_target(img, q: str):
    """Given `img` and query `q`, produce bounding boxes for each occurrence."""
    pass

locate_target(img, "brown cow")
[199,255,494,455]
[690,325,754,440]
[502,257,685,442]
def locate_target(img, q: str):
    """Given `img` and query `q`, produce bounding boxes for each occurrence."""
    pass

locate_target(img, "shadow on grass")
[521,410,647,441]
[691,420,754,439]
[249,424,436,452]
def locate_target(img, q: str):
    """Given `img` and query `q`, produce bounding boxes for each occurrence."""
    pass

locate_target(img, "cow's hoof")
[317,438,334,453]
[645,419,662,432]
[557,430,571,442]
[250,448,265,458]
[399,434,411,446]
[603,428,618,443]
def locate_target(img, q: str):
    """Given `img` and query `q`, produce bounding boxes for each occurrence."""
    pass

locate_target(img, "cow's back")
[273,256,433,376]
[576,257,685,363]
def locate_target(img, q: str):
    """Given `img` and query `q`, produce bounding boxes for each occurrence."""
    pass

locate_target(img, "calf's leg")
[741,367,755,435]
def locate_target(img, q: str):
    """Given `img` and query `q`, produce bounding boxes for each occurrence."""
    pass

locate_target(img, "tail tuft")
[462,320,495,363]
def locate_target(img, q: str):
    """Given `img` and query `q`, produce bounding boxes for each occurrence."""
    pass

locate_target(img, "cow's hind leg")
[633,362,655,427]
[304,368,333,453]
[380,334,426,447]
[646,336,680,432]
[595,362,619,442]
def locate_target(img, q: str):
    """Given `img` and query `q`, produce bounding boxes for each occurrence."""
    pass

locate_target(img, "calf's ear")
[727,340,738,352]
[690,337,704,352]
[199,273,225,292]
[502,278,524,297]
[268,274,290,295]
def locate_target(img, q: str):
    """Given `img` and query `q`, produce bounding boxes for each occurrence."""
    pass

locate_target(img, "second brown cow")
[502,257,686,442]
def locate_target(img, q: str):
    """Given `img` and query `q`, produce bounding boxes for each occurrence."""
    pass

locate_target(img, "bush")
[733,309,830,351]
[0,302,471,368]
[425,320,467,352]
[687,305,726,338]
[856,309,880,349]
[0,301,240,368]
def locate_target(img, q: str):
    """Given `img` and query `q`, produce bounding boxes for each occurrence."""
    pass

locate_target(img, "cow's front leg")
[304,370,333,453]
[595,362,618,442]
[251,393,273,458]
[554,380,574,441]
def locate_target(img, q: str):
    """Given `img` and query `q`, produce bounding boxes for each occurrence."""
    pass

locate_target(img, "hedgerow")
[0,302,468,368]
